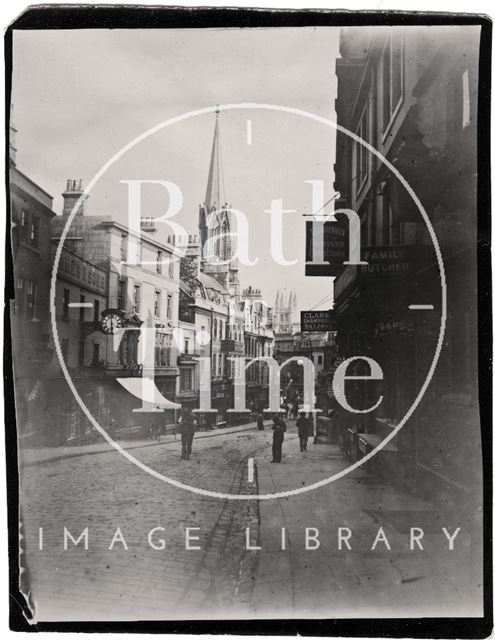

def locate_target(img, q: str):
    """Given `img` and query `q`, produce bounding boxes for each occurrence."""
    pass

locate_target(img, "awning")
[116,377,182,410]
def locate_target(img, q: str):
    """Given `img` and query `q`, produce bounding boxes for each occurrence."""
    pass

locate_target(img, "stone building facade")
[333,25,480,505]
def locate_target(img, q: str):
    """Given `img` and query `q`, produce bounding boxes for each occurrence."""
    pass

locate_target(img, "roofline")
[12,167,54,201]
[97,219,177,253]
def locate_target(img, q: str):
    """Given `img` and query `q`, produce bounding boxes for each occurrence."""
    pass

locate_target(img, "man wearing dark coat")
[177,408,197,460]
[271,415,286,463]
[296,412,309,451]
[257,412,265,430]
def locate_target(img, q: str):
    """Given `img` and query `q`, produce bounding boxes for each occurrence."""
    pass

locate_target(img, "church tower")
[273,288,297,333]
[198,109,240,298]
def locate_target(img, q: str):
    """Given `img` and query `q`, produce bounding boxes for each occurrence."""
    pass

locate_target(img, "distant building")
[9,118,56,444]
[178,234,245,424]
[273,289,297,333]
[51,180,181,437]
[240,286,274,411]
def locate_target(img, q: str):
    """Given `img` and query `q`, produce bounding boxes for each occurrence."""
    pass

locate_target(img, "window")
[168,259,174,279]
[382,187,391,245]
[61,339,69,362]
[156,251,162,274]
[180,368,193,392]
[133,284,141,313]
[155,334,171,367]
[382,34,404,133]
[26,281,37,318]
[94,299,100,323]
[356,104,369,189]
[154,290,161,317]
[167,294,172,320]
[78,341,85,366]
[92,343,100,365]
[30,216,40,248]
[462,69,471,129]
[117,278,126,310]
[184,338,190,354]
[63,288,70,319]
[21,209,27,228]
[120,234,127,261]
[15,278,24,314]
[79,294,85,322]
[317,355,323,365]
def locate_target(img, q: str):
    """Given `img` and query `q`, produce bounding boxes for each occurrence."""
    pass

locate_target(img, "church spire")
[204,107,225,213]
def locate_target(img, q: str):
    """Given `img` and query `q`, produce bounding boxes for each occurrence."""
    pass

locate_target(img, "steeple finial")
[204,109,225,213]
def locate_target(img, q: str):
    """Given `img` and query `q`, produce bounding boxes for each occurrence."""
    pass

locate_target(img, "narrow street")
[20,420,482,622]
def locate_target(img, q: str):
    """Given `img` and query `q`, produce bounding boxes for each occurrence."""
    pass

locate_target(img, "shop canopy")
[116,377,182,410]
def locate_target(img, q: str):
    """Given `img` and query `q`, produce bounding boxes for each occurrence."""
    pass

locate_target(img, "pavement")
[246,433,483,619]
[19,419,268,467]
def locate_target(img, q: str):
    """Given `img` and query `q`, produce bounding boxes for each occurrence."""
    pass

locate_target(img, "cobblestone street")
[20,422,276,622]
[20,419,482,622]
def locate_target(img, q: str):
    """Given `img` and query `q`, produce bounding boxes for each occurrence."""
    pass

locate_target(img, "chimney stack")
[62,179,86,216]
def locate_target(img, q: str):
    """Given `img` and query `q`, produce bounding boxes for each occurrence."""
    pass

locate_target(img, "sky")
[12,27,340,313]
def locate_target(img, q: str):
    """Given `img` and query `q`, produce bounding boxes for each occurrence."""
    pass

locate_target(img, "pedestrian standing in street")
[284,402,290,419]
[292,400,300,419]
[271,415,286,463]
[305,412,315,448]
[257,411,264,430]
[177,408,197,460]
[296,412,309,452]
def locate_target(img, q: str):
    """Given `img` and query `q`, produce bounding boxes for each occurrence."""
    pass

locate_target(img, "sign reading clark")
[301,310,337,332]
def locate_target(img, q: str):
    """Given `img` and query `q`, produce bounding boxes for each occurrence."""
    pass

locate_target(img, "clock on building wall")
[100,309,124,335]
[52,103,445,501]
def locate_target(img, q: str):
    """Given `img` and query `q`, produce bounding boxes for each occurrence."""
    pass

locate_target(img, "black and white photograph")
[5,7,491,633]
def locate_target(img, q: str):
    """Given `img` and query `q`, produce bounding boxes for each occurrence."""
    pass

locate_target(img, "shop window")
[63,288,70,319]
[93,299,100,323]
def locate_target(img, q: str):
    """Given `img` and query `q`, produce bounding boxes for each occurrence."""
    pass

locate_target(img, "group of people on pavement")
[267,411,315,463]
[174,409,316,463]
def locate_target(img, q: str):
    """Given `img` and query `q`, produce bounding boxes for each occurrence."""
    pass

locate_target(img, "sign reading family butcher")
[300,310,337,332]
